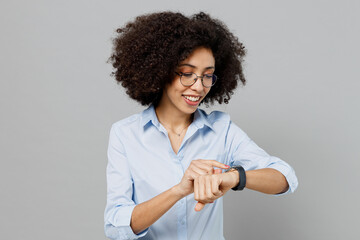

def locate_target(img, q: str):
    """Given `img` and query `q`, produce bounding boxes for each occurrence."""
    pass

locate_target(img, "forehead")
[179,47,215,68]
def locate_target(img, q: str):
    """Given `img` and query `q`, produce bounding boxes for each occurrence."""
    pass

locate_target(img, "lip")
[183,94,201,97]
[182,95,201,106]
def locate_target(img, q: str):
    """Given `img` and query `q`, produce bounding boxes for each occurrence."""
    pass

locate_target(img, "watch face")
[226,166,241,172]
[225,168,236,173]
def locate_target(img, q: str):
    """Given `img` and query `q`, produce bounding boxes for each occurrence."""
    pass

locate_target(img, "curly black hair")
[109,11,246,106]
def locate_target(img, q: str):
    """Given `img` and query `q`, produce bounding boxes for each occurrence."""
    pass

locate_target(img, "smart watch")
[226,165,246,191]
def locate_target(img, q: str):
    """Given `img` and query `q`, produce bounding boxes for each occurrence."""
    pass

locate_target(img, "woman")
[104,11,298,240]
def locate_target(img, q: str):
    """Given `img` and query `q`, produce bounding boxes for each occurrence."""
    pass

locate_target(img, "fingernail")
[225,165,230,168]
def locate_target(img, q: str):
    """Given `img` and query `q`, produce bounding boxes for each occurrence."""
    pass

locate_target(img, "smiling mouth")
[183,95,201,102]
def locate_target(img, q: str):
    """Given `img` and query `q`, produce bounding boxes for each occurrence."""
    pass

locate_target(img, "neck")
[155,103,193,131]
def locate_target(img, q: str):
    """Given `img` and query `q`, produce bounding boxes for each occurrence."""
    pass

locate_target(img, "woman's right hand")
[174,160,229,198]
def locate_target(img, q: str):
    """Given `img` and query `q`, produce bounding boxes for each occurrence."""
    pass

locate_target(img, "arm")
[245,168,288,194]
[130,160,229,234]
[228,121,298,194]
[193,168,289,211]
[193,121,298,211]
[130,185,183,234]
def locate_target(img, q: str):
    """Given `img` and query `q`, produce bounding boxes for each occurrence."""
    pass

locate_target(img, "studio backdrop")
[0,0,359,239]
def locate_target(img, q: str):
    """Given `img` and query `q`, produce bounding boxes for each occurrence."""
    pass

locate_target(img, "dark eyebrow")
[178,63,215,70]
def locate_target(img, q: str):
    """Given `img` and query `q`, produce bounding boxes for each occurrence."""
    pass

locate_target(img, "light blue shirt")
[104,105,298,240]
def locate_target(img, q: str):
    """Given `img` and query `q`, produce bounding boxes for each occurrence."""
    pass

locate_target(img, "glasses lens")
[203,74,217,87]
[179,72,217,87]
[180,72,196,86]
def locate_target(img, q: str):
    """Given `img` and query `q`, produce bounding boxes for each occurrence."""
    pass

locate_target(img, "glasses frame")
[175,72,217,88]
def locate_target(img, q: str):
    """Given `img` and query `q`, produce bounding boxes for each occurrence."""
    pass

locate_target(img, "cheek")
[174,84,187,95]
[166,85,183,100]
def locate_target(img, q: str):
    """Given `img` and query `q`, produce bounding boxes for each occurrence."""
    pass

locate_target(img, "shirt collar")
[140,105,215,131]
[193,108,215,131]
[140,105,160,128]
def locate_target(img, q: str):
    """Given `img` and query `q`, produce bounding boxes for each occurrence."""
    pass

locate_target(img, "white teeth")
[184,96,200,102]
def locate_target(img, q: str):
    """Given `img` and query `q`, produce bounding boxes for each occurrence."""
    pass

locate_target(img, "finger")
[214,168,222,174]
[201,160,230,170]
[185,167,203,180]
[186,170,199,181]
[212,175,223,196]
[191,165,210,176]
[195,202,206,212]
[194,161,215,174]
[194,177,199,201]
[199,176,206,201]
[205,176,214,200]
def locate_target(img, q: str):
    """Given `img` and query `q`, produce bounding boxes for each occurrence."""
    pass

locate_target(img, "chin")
[179,103,199,115]
[178,96,203,114]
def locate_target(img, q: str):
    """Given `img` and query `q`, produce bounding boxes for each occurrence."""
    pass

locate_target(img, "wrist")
[226,169,240,188]
[171,184,188,199]
[226,166,246,191]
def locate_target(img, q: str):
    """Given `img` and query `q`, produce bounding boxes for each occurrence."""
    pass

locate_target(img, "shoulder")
[198,108,230,125]
[111,112,142,133]
[198,108,248,138]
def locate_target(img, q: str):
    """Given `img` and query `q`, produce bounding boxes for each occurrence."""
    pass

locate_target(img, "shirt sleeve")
[104,124,149,240]
[227,121,298,195]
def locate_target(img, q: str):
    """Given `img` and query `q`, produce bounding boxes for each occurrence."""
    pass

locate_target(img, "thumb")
[195,202,206,212]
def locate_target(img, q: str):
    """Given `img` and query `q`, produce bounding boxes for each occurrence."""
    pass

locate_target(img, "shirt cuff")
[267,159,298,196]
[105,205,149,240]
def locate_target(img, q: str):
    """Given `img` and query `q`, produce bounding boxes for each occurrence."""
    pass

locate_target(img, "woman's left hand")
[194,170,239,211]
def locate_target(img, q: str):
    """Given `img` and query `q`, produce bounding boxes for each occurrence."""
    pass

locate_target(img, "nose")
[190,75,205,92]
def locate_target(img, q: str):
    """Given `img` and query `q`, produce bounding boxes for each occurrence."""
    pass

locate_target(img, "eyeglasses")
[175,72,217,88]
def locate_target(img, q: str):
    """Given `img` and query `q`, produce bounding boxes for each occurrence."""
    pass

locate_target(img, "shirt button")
[181,220,185,225]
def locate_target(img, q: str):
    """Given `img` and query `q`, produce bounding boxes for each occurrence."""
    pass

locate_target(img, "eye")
[182,72,194,77]
[204,74,213,78]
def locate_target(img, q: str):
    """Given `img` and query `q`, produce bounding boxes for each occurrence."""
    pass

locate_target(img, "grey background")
[1,0,359,239]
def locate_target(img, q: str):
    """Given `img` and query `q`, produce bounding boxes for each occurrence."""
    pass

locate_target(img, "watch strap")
[227,166,246,191]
